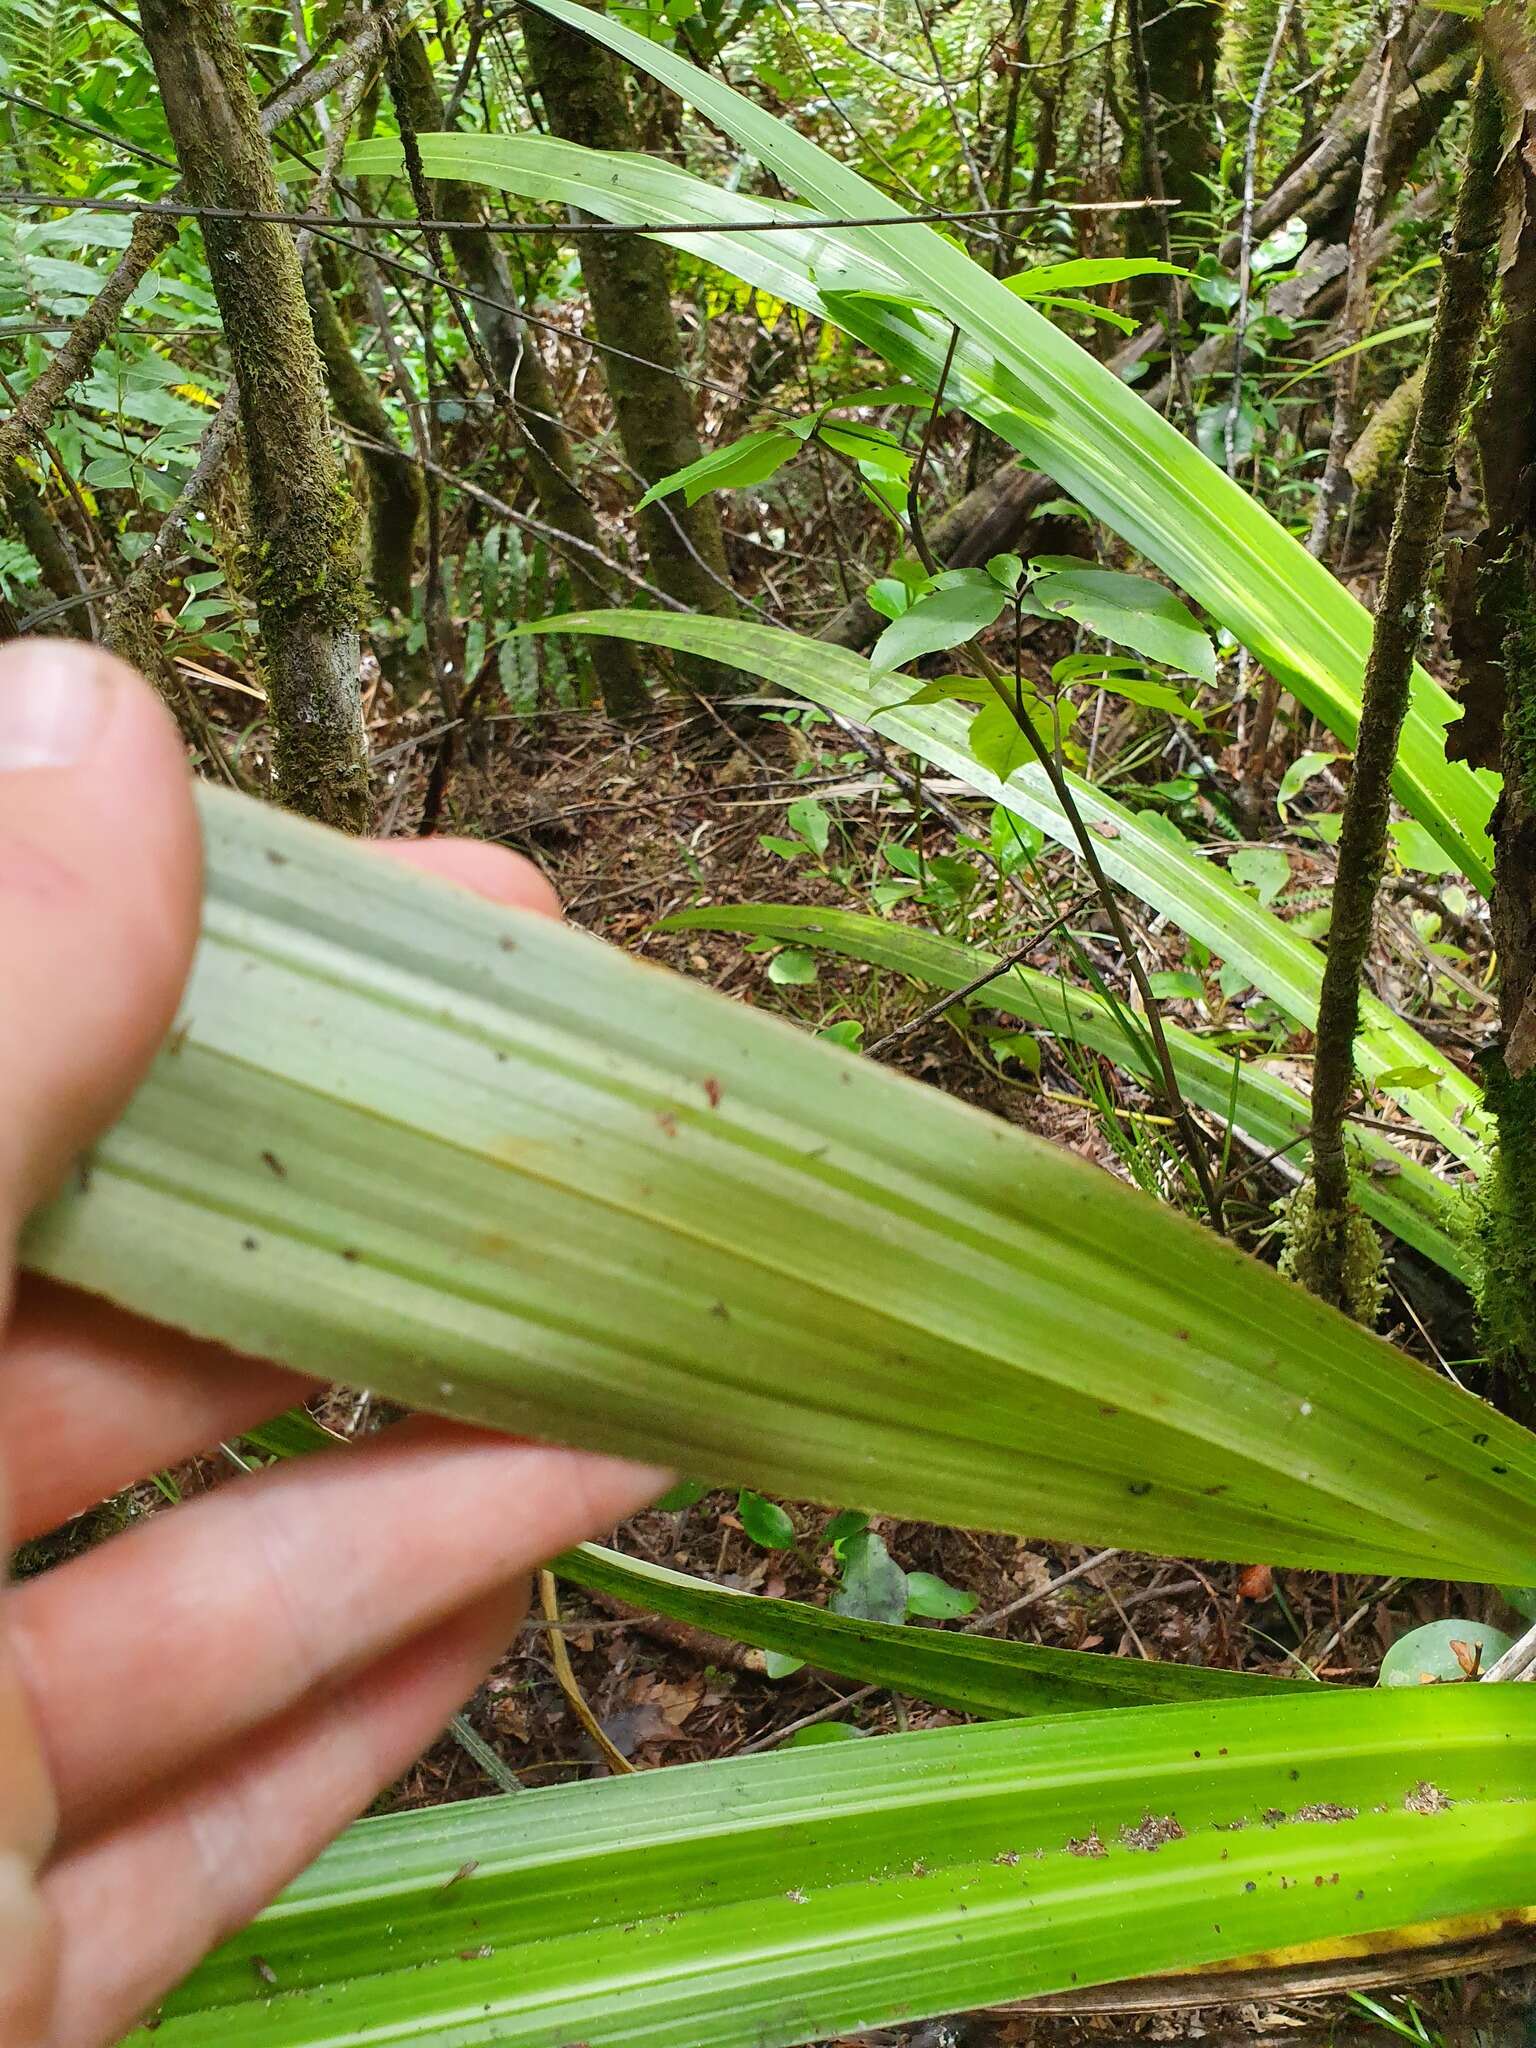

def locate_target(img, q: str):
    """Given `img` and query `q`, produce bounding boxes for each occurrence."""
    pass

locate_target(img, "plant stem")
[903,331,1221,1222]
[1227,1,1295,481]
[979,651,1225,1229]
[518,0,741,695]
[1304,60,1505,1308]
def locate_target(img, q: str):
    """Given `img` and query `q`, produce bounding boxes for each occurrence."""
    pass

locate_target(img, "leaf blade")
[137,1688,1536,2048]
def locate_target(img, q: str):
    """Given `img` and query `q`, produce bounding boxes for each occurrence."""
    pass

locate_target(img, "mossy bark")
[1298,61,1503,1315]
[138,0,370,831]
[519,0,741,696]
[1344,362,1426,519]
[1120,0,1221,313]
[1459,26,1536,1376]
[303,262,424,619]
[388,28,648,719]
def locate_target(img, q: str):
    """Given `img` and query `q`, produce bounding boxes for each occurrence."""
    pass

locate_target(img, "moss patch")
[1276,1176,1388,1327]
[1473,1059,1536,1375]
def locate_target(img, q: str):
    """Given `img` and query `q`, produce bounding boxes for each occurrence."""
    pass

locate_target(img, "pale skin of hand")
[0,642,670,2047]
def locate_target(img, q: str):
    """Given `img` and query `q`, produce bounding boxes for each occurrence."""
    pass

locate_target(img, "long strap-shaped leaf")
[662,904,1467,1281]
[135,1688,1536,2046]
[558,1543,1293,1714]
[449,7,1499,891]
[351,127,1492,893]
[362,125,1491,891]
[526,611,1487,1170]
[21,787,1536,1581]
[347,132,1117,470]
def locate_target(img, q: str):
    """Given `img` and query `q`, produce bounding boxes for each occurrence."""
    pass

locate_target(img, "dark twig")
[864,902,1092,1057]
[0,89,178,169]
[901,350,1224,1222]
[907,324,962,575]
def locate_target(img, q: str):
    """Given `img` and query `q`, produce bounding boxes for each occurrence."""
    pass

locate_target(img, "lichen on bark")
[138,0,370,831]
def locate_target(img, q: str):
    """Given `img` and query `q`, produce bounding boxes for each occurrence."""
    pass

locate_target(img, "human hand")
[0,642,669,2047]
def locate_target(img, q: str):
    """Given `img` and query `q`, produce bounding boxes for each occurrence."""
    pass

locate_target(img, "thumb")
[0,640,201,1245]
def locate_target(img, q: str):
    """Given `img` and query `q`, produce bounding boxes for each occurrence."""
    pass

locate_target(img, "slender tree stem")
[1123,0,1188,420]
[1304,61,1505,1307]
[1228,2,1295,481]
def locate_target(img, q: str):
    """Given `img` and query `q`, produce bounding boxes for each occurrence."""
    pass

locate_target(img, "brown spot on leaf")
[1405,1780,1451,1816]
[1119,1813,1185,1852]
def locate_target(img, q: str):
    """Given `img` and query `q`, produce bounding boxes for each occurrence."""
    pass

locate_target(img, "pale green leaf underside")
[354,76,1494,889]
[664,904,1467,1282]
[526,611,1487,1171]
[20,790,1536,1582]
[559,1543,1294,1714]
[137,1688,1536,2047]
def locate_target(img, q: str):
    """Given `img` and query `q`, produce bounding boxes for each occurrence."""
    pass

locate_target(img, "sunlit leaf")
[1029,561,1218,684]
[637,427,801,507]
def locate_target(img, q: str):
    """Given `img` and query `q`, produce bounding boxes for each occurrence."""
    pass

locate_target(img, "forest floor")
[345,677,1534,2040]
[63,667,1535,2046]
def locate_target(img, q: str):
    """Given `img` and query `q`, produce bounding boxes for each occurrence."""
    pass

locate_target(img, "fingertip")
[373,837,562,921]
[0,643,200,1224]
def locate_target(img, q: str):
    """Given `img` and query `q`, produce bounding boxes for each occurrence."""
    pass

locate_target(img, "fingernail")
[0,642,112,772]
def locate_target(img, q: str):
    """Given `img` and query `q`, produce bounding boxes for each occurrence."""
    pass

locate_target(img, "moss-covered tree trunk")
[138,0,370,830]
[388,28,648,718]
[303,264,424,621]
[1121,0,1221,314]
[518,1,740,695]
[1453,15,1536,1373]
[1293,61,1504,1317]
